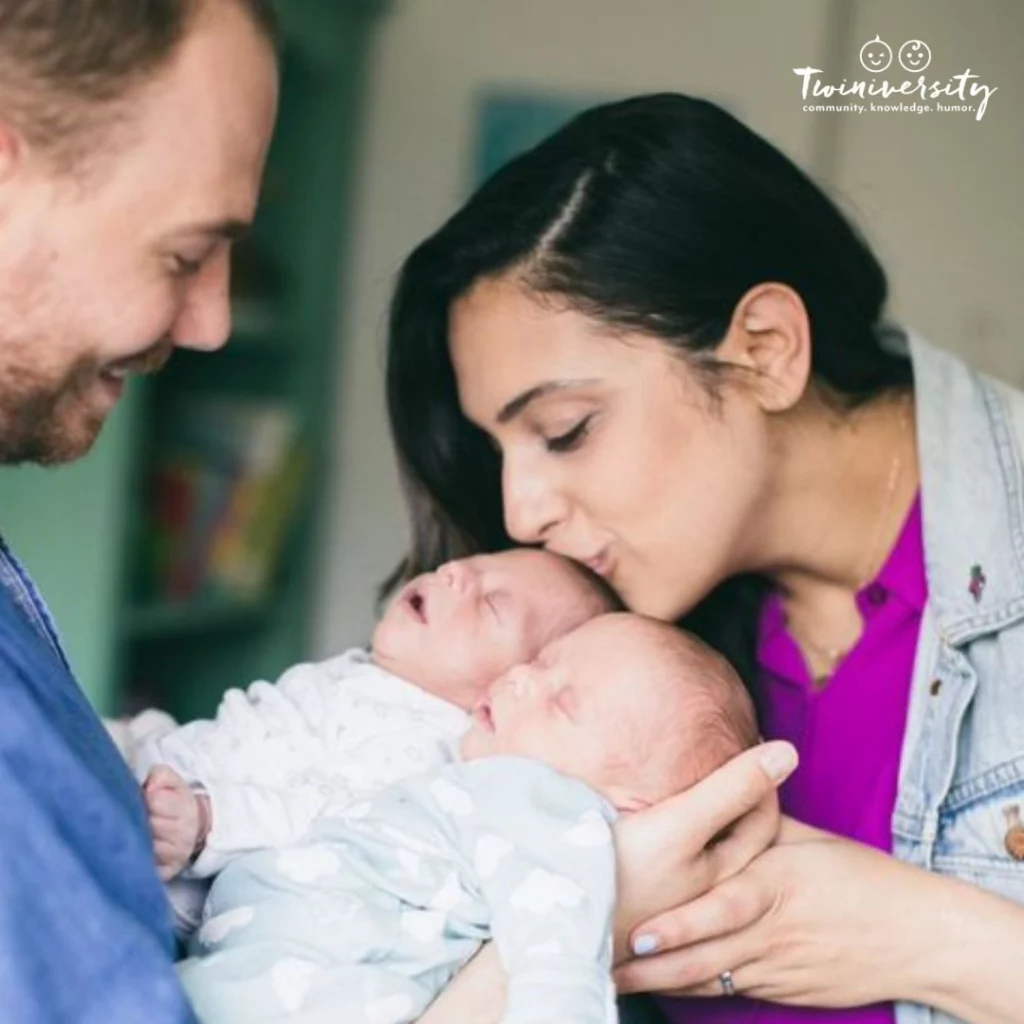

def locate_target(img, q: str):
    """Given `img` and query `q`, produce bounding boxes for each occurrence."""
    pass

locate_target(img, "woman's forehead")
[450,280,641,419]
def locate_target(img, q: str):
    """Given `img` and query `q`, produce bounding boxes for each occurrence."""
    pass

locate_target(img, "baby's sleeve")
[132,660,340,789]
[444,758,619,1024]
[133,662,349,874]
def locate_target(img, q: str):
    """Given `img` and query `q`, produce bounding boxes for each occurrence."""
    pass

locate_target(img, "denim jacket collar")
[909,331,1024,644]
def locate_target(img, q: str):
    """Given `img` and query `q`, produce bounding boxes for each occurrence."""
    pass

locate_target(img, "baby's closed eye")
[554,685,580,722]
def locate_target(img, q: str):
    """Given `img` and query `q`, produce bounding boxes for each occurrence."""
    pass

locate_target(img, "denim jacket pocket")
[932,753,1024,899]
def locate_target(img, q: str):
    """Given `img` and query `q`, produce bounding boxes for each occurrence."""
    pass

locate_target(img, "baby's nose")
[438,561,478,597]
[502,664,539,699]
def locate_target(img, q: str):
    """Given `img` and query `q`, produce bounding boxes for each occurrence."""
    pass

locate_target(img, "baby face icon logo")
[899,39,932,73]
[859,35,893,73]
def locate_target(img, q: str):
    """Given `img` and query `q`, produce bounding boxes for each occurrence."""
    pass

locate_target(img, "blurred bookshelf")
[115,0,388,723]
[0,0,387,722]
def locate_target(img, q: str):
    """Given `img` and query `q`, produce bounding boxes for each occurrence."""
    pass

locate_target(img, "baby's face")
[372,549,609,709]
[460,614,676,807]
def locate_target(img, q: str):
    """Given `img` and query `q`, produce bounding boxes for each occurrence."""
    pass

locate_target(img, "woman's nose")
[502,458,567,545]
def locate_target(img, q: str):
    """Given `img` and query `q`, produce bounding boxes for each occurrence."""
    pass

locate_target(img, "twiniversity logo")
[795,36,997,121]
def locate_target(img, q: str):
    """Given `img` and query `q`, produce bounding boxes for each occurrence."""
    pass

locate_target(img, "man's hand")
[143,766,210,880]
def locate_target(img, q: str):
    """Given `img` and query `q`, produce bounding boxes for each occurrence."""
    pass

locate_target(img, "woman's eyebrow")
[497,379,599,424]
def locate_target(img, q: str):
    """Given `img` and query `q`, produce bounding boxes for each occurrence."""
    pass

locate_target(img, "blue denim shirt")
[894,334,1024,1024]
[0,540,195,1023]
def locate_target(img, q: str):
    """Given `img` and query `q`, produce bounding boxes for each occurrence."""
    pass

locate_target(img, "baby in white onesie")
[130,549,617,892]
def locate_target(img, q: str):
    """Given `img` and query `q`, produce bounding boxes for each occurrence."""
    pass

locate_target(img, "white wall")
[312,0,1023,655]
[826,0,1024,379]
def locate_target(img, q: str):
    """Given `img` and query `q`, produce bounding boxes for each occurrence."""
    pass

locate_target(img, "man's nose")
[170,252,232,353]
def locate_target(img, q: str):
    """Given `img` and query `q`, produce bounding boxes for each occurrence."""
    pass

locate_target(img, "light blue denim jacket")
[894,333,1024,1024]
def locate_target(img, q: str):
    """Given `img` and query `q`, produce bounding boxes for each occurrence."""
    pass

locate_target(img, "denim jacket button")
[1005,825,1024,861]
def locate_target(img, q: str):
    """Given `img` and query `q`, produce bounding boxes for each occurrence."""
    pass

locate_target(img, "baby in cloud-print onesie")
[179,613,758,1024]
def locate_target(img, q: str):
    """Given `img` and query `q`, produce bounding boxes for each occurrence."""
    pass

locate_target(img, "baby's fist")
[143,766,209,880]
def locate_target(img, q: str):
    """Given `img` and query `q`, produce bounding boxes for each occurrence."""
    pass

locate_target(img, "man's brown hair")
[0,0,277,169]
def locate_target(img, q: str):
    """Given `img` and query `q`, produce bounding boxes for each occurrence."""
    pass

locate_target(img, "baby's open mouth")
[472,701,495,732]
[406,588,428,624]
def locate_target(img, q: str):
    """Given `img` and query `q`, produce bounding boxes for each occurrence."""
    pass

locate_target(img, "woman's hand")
[615,821,939,1008]
[416,741,798,1024]
[612,741,799,959]
[416,943,506,1024]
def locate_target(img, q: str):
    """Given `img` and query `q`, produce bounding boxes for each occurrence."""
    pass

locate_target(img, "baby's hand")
[143,766,210,880]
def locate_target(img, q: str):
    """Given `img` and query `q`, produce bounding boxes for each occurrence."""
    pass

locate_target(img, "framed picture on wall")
[474,90,610,184]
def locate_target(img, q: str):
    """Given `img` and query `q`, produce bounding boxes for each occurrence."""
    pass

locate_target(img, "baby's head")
[372,549,619,709]
[461,613,758,811]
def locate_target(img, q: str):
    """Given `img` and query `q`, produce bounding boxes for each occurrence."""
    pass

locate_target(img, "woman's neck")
[754,389,919,611]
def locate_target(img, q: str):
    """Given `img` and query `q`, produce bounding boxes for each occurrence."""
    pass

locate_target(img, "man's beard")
[0,365,100,464]
[0,341,172,466]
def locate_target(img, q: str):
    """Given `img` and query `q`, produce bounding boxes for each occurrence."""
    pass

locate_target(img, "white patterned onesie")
[179,756,619,1024]
[122,649,469,932]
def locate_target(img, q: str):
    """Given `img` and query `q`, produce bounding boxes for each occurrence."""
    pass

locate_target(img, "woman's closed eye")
[545,415,594,454]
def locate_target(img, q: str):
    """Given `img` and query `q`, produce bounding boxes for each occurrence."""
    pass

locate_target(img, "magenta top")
[658,494,925,1024]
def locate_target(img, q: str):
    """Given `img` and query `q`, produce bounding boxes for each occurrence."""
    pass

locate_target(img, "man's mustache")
[110,338,176,376]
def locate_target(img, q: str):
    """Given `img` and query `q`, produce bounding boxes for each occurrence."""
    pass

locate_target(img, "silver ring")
[719,969,737,996]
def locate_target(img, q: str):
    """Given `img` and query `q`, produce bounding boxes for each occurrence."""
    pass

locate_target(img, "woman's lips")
[581,547,613,579]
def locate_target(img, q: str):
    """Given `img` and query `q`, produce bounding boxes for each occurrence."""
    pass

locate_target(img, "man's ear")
[0,118,26,186]
[716,282,813,414]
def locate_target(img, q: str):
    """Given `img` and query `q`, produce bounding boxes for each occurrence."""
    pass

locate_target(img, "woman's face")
[449,275,775,621]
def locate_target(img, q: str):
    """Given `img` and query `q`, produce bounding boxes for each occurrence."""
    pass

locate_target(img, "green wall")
[0,385,139,713]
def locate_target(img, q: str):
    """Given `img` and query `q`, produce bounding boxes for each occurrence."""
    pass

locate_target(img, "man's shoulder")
[0,580,174,936]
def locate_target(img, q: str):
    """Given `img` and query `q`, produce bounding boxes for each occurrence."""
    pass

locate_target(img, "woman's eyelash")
[546,416,593,453]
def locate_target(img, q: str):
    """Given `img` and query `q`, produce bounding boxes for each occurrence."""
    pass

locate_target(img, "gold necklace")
[786,394,913,686]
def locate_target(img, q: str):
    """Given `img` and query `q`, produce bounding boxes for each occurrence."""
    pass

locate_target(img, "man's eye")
[485,595,501,622]
[171,255,204,277]
[546,416,592,454]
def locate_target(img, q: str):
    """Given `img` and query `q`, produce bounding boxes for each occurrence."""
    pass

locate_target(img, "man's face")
[0,1,278,464]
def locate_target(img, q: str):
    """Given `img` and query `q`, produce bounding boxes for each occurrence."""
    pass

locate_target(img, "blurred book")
[141,398,307,605]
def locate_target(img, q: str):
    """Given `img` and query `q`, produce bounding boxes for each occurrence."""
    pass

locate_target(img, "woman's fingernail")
[760,742,798,782]
[632,934,660,956]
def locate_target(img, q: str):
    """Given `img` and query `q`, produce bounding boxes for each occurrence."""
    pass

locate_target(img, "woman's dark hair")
[384,92,912,691]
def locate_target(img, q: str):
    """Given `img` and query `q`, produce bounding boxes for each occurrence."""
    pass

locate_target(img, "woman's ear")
[719,283,813,414]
